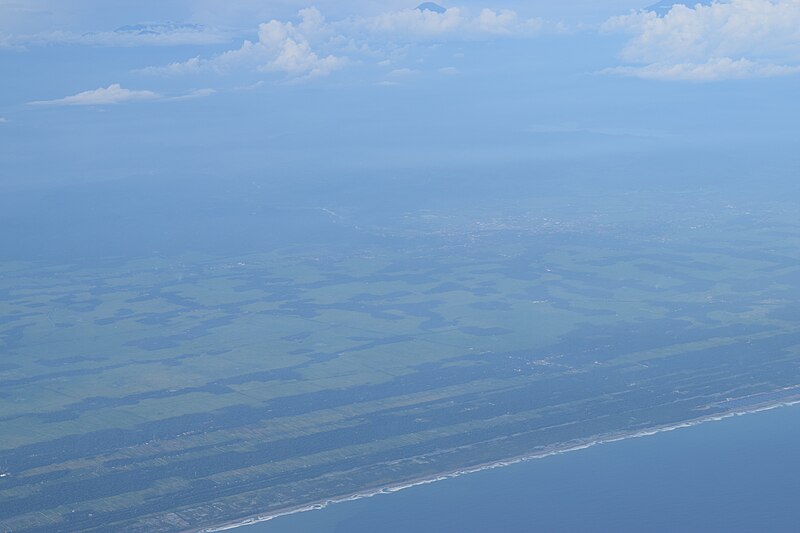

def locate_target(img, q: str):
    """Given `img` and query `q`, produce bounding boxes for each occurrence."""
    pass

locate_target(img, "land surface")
[1,183,800,532]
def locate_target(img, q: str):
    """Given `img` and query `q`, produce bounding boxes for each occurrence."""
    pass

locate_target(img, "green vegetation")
[2,190,800,532]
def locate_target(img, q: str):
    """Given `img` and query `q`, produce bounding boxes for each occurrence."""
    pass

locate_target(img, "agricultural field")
[2,188,800,532]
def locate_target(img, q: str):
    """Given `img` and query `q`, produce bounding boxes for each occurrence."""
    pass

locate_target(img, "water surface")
[251,404,800,533]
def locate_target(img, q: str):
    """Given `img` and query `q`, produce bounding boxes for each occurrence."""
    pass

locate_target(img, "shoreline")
[194,394,800,533]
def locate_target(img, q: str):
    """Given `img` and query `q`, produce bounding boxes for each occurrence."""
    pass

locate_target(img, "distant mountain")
[114,22,207,36]
[646,0,716,16]
[416,2,447,14]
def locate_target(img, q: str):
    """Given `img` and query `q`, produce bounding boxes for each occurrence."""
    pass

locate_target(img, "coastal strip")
[195,392,800,533]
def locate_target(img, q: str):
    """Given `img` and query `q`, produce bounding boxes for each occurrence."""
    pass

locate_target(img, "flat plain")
[2,186,800,532]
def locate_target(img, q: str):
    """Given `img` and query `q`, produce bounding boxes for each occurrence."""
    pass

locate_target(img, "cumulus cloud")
[603,0,800,81]
[256,9,345,77]
[143,8,345,80]
[27,84,213,106]
[143,6,547,80]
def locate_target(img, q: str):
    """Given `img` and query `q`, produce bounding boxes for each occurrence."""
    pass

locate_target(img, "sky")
[1,0,799,192]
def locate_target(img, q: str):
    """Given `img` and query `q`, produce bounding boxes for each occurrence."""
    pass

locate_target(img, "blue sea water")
[239,404,800,533]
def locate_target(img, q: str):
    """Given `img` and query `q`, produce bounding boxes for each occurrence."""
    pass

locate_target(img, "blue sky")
[1,1,799,191]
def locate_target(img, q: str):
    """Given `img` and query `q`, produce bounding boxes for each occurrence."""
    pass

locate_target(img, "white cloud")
[256,10,346,77]
[28,84,161,106]
[27,84,214,106]
[386,67,419,77]
[143,56,205,76]
[602,57,800,81]
[603,0,800,80]
[143,8,346,80]
[352,6,543,39]
[0,117,8,123]
[359,7,467,36]
[164,88,217,101]
[379,67,421,85]
[476,8,541,35]
[143,6,547,80]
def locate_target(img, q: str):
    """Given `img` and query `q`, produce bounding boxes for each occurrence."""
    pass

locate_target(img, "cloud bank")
[143,5,546,80]
[4,22,234,48]
[603,0,800,80]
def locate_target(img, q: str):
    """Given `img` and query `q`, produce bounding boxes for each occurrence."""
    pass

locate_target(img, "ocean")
[233,403,800,533]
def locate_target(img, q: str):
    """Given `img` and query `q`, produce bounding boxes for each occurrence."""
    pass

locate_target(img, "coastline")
[192,392,800,533]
